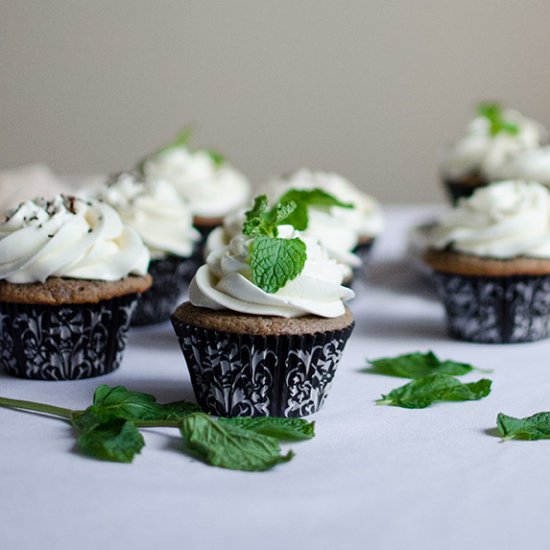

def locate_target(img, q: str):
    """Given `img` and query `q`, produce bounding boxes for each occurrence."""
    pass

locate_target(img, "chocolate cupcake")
[172,194,355,417]
[441,102,547,203]
[95,172,201,325]
[424,180,550,343]
[140,129,251,244]
[0,195,151,379]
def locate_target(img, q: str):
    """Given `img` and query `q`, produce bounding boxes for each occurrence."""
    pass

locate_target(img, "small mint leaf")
[203,149,225,168]
[477,102,519,137]
[497,412,550,441]
[243,195,297,237]
[250,236,306,293]
[137,125,193,174]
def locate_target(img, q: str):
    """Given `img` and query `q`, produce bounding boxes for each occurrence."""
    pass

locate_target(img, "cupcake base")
[171,303,354,417]
[131,254,201,326]
[433,271,550,343]
[0,294,138,380]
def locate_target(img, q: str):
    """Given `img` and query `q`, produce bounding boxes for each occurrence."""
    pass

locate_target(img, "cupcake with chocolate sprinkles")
[96,172,200,325]
[0,195,151,379]
[424,180,550,343]
[172,194,355,417]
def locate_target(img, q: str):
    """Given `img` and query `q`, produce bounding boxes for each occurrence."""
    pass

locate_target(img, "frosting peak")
[143,147,251,218]
[431,180,550,259]
[190,225,354,318]
[0,195,150,283]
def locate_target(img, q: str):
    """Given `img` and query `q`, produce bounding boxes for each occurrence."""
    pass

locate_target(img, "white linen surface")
[1,205,549,550]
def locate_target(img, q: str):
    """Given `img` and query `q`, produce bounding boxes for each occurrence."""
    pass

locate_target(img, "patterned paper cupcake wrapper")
[0,294,138,380]
[353,239,375,264]
[443,177,488,204]
[433,271,550,343]
[131,254,201,326]
[171,318,355,417]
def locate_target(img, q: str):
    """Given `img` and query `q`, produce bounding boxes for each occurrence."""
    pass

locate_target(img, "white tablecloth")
[2,205,549,550]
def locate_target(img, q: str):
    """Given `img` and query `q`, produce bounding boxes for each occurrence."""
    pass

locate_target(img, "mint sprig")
[496,412,550,441]
[0,387,315,470]
[377,374,492,409]
[278,188,353,231]
[477,102,519,137]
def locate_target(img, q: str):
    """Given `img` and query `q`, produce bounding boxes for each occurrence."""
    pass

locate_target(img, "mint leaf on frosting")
[497,412,550,441]
[477,102,519,137]
[278,188,353,231]
[243,194,297,237]
[377,374,492,409]
[250,235,306,293]
[180,413,294,471]
[203,148,225,168]
[365,351,485,379]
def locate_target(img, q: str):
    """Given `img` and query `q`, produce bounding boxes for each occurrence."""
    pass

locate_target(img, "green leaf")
[220,417,315,441]
[497,412,550,441]
[243,195,298,237]
[377,374,492,409]
[278,188,354,231]
[477,102,519,137]
[250,236,306,293]
[202,148,225,168]
[77,417,145,463]
[180,413,294,471]
[137,125,193,173]
[365,351,482,379]
[90,385,201,421]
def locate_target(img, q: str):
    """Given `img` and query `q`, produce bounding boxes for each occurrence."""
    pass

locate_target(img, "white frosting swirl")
[484,146,550,185]
[431,180,550,259]
[143,147,251,218]
[442,109,547,179]
[0,195,150,283]
[263,169,384,239]
[190,226,354,318]
[205,208,361,279]
[96,173,200,259]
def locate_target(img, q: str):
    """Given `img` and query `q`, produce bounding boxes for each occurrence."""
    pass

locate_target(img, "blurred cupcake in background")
[484,146,550,188]
[262,169,384,263]
[424,180,550,343]
[139,127,251,243]
[0,195,151,380]
[205,187,362,285]
[441,102,547,203]
[96,172,201,326]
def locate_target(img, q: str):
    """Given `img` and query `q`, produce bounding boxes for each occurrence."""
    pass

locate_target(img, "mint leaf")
[243,195,298,237]
[497,412,550,441]
[77,417,145,463]
[137,126,193,173]
[220,417,315,441]
[278,188,354,231]
[477,102,519,137]
[202,148,225,168]
[366,351,482,379]
[250,236,306,293]
[377,374,492,409]
[180,413,294,471]
[90,385,200,421]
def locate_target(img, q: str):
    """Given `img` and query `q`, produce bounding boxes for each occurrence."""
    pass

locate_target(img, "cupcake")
[484,146,550,188]
[204,189,362,286]
[171,195,355,417]
[424,180,550,343]
[262,169,384,263]
[95,172,201,325]
[441,102,547,203]
[0,195,151,379]
[140,129,251,243]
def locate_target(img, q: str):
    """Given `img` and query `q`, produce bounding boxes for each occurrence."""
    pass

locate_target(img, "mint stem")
[0,396,73,419]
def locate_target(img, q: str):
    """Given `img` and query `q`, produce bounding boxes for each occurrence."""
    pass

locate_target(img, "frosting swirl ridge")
[0,195,150,283]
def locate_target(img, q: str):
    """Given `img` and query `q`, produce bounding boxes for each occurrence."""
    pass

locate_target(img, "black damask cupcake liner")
[131,254,201,326]
[0,294,138,380]
[171,319,355,417]
[433,271,550,343]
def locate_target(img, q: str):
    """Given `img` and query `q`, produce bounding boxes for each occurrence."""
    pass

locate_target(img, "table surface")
[2,205,549,550]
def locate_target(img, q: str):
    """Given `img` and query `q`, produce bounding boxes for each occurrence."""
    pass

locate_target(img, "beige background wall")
[2,0,550,203]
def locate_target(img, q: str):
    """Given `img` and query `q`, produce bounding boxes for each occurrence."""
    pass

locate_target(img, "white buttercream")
[96,172,200,259]
[263,169,384,240]
[484,147,550,185]
[0,195,150,283]
[143,147,251,218]
[190,226,354,318]
[431,180,550,259]
[442,109,547,179]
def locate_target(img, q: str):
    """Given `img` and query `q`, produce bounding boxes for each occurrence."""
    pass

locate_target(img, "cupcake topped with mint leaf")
[172,193,355,418]
[139,127,251,239]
